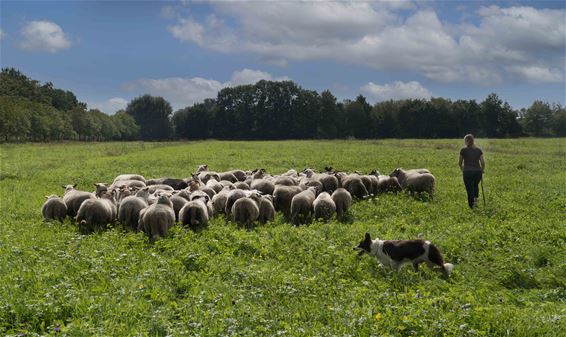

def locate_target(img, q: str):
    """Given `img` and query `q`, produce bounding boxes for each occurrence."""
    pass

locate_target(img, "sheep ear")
[45,195,50,199]
[365,233,371,241]
[72,184,77,188]
[61,185,66,189]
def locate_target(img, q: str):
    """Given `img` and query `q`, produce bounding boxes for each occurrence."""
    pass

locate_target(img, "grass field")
[0,139,565,336]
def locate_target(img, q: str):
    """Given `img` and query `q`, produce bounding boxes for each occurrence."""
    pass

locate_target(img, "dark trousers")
[463,171,482,208]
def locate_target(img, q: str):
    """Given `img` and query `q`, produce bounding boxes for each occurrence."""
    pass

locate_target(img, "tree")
[318,90,340,138]
[522,101,553,136]
[480,93,522,137]
[126,95,173,140]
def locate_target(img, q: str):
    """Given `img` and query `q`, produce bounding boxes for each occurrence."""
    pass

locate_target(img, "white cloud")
[88,97,129,114]
[0,29,6,40]
[230,68,289,86]
[123,69,289,110]
[20,20,71,53]
[168,3,565,84]
[506,66,563,83]
[361,81,432,102]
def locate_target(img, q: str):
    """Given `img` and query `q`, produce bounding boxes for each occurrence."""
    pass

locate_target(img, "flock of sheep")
[41,165,436,239]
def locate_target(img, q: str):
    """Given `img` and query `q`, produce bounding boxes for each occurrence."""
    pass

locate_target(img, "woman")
[459,134,485,208]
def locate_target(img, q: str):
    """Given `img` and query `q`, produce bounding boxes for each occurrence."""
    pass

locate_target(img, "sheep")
[146,184,174,194]
[299,178,323,192]
[206,179,224,193]
[76,191,117,233]
[332,188,352,219]
[258,195,276,224]
[174,189,192,201]
[319,173,339,194]
[117,193,148,231]
[41,195,67,222]
[274,176,297,186]
[290,187,318,225]
[198,171,221,184]
[62,184,96,217]
[179,199,209,231]
[234,181,250,190]
[282,169,298,177]
[339,174,369,199]
[273,185,303,218]
[313,192,336,220]
[389,168,435,198]
[231,193,261,227]
[113,174,146,184]
[224,189,248,215]
[138,195,175,239]
[250,178,275,195]
[196,164,208,173]
[211,188,230,214]
[94,183,109,197]
[110,179,146,190]
[359,174,379,196]
[147,178,187,190]
[219,172,238,183]
[170,195,189,222]
[228,170,247,182]
[376,175,402,194]
[220,180,236,189]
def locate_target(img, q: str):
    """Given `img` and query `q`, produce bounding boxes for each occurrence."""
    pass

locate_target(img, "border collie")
[355,233,454,277]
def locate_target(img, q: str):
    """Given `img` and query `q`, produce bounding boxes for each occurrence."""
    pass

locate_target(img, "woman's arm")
[459,155,464,171]
[479,154,485,172]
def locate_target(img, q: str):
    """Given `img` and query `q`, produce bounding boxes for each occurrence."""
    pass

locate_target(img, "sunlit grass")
[0,139,565,336]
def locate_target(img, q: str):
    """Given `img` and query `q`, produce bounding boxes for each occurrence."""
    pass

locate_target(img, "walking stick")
[480,177,486,207]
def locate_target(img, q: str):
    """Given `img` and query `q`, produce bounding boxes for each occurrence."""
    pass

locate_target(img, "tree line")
[1,68,564,142]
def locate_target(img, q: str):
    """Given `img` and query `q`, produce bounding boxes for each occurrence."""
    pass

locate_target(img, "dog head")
[354,232,373,256]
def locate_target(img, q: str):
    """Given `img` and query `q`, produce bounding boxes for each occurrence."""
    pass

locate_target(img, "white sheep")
[62,184,96,218]
[273,185,304,219]
[332,188,352,219]
[138,195,175,239]
[258,195,276,224]
[389,168,435,198]
[117,192,148,231]
[313,192,336,220]
[41,195,67,222]
[76,191,117,233]
[179,199,209,231]
[231,193,261,227]
[290,187,318,225]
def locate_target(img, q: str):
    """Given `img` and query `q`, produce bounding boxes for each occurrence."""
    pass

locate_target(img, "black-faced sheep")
[62,184,96,217]
[179,199,209,231]
[219,172,238,183]
[138,195,175,239]
[274,176,297,186]
[234,181,250,190]
[319,173,339,194]
[290,187,318,225]
[206,179,224,193]
[332,188,353,219]
[76,191,117,233]
[211,188,230,214]
[389,168,435,198]
[313,192,336,220]
[273,185,303,218]
[42,195,67,222]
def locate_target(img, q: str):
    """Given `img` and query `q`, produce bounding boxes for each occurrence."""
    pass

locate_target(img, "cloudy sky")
[1,0,564,113]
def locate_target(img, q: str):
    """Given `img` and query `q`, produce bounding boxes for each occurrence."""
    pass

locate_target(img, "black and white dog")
[355,233,454,277]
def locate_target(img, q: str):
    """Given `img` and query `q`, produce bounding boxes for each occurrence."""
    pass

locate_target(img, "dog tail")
[443,263,454,277]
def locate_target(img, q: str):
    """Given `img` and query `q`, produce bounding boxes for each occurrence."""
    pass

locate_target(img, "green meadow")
[0,139,565,336]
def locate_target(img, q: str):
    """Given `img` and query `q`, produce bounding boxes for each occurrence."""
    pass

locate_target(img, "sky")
[1,0,565,113]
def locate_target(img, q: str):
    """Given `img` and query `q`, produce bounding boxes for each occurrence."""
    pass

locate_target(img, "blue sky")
[1,0,564,113]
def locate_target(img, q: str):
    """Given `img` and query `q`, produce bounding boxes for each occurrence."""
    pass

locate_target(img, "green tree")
[126,95,173,140]
[522,101,553,136]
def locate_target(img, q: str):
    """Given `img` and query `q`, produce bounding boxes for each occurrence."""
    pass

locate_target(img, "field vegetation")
[0,139,565,336]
